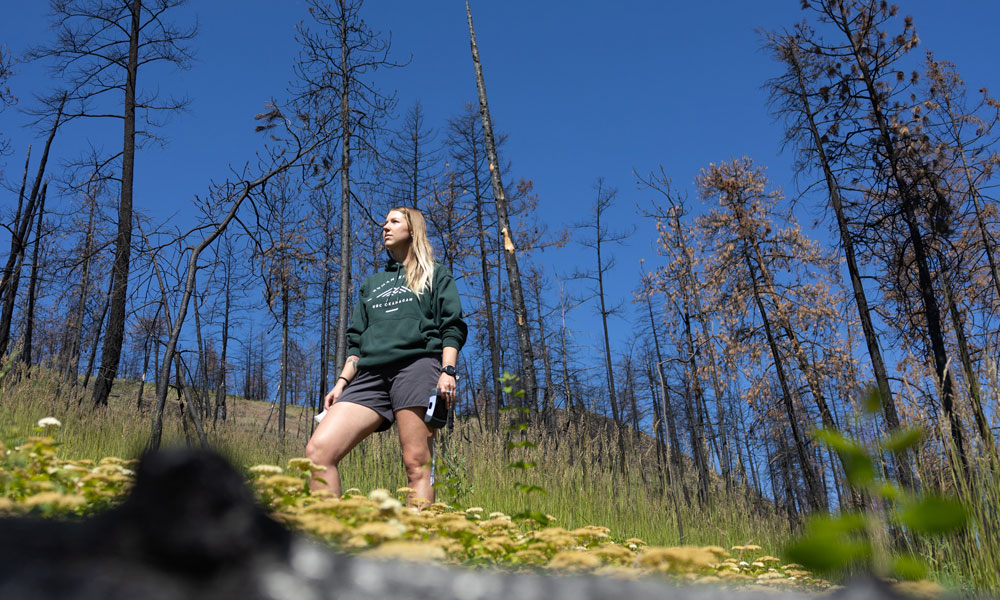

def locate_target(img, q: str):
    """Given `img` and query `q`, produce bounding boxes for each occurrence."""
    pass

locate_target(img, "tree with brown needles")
[796,0,973,476]
[696,157,850,513]
[763,26,916,489]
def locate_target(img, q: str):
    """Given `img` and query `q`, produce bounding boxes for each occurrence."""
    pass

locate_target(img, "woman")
[305,206,467,504]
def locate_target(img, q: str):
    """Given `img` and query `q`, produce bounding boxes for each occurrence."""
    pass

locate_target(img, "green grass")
[11,366,1000,593]
[0,368,788,552]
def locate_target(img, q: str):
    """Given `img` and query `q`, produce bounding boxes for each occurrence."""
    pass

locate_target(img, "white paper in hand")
[314,409,328,424]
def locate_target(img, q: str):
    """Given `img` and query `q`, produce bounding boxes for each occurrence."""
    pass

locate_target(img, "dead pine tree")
[28,0,196,407]
[446,102,504,425]
[385,100,441,209]
[465,0,538,405]
[571,178,634,473]
[0,95,66,359]
[763,28,916,489]
[292,0,401,373]
[800,0,969,476]
[20,182,49,371]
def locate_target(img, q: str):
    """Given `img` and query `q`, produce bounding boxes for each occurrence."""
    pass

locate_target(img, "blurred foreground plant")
[786,388,967,582]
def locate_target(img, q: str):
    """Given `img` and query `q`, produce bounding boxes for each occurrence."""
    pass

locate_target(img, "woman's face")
[383,210,411,250]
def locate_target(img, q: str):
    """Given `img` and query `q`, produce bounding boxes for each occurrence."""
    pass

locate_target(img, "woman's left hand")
[437,372,457,409]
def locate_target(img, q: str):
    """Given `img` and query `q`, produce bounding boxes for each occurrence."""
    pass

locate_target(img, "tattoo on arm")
[348,356,359,369]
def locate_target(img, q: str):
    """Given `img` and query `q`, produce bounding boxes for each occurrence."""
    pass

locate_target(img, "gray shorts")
[336,356,441,432]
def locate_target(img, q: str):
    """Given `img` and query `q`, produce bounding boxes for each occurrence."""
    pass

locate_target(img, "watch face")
[444,366,456,376]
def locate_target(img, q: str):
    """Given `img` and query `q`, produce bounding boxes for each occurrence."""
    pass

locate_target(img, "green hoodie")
[346,261,468,368]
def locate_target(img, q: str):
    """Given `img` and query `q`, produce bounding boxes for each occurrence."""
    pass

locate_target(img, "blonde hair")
[388,206,435,296]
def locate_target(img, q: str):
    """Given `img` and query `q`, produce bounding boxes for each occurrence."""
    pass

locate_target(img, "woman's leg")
[305,401,383,496]
[395,407,435,506]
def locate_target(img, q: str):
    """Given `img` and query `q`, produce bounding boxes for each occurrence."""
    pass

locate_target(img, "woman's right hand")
[324,380,346,410]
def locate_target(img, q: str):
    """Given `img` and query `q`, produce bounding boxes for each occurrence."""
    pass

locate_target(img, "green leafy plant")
[785,388,968,581]
[499,371,550,526]
[433,440,474,508]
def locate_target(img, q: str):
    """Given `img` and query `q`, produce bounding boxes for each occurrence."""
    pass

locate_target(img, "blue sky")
[2,1,999,369]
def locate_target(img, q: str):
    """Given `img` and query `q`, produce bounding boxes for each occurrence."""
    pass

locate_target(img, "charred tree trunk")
[474,178,502,427]
[836,0,968,477]
[939,257,994,457]
[92,0,141,408]
[215,262,231,425]
[776,38,914,487]
[466,0,537,404]
[135,327,152,410]
[0,97,64,358]
[746,245,826,512]
[22,183,48,369]
[82,273,114,392]
[333,2,353,374]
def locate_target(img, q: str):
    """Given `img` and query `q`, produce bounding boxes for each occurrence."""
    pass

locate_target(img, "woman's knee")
[306,437,339,467]
[402,452,431,480]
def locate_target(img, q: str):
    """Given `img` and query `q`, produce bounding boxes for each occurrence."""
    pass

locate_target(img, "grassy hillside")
[0,370,788,551]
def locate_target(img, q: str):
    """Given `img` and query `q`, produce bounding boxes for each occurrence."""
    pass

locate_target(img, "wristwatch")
[442,365,457,377]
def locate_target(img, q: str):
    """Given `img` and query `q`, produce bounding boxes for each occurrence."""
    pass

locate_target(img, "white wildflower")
[37,417,61,428]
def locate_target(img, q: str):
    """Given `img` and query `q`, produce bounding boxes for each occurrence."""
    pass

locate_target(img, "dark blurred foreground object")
[0,449,918,600]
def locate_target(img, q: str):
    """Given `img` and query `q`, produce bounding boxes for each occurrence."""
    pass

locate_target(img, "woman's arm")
[438,347,458,408]
[324,355,360,409]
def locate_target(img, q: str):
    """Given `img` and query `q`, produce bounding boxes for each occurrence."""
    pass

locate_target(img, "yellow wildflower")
[594,565,642,579]
[377,497,403,513]
[531,527,576,549]
[547,550,601,572]
[288,458,326,473]
[354,521,405,542]
[249,464,283,476]
[95,464,132,476]
[429,538,465,556]
[510,549,548,565]
[592,543,634,565]
[364,541,446,562]
[22,491,86,511]
[479,536,515,554]
[637,546,718,573]
[368,489,392,503]
[570,526,610,543]
[297,515,350,540]
[256,475,305,494]
[480,516,515,532]
[892,580,945,599]
[436,514,479,535]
